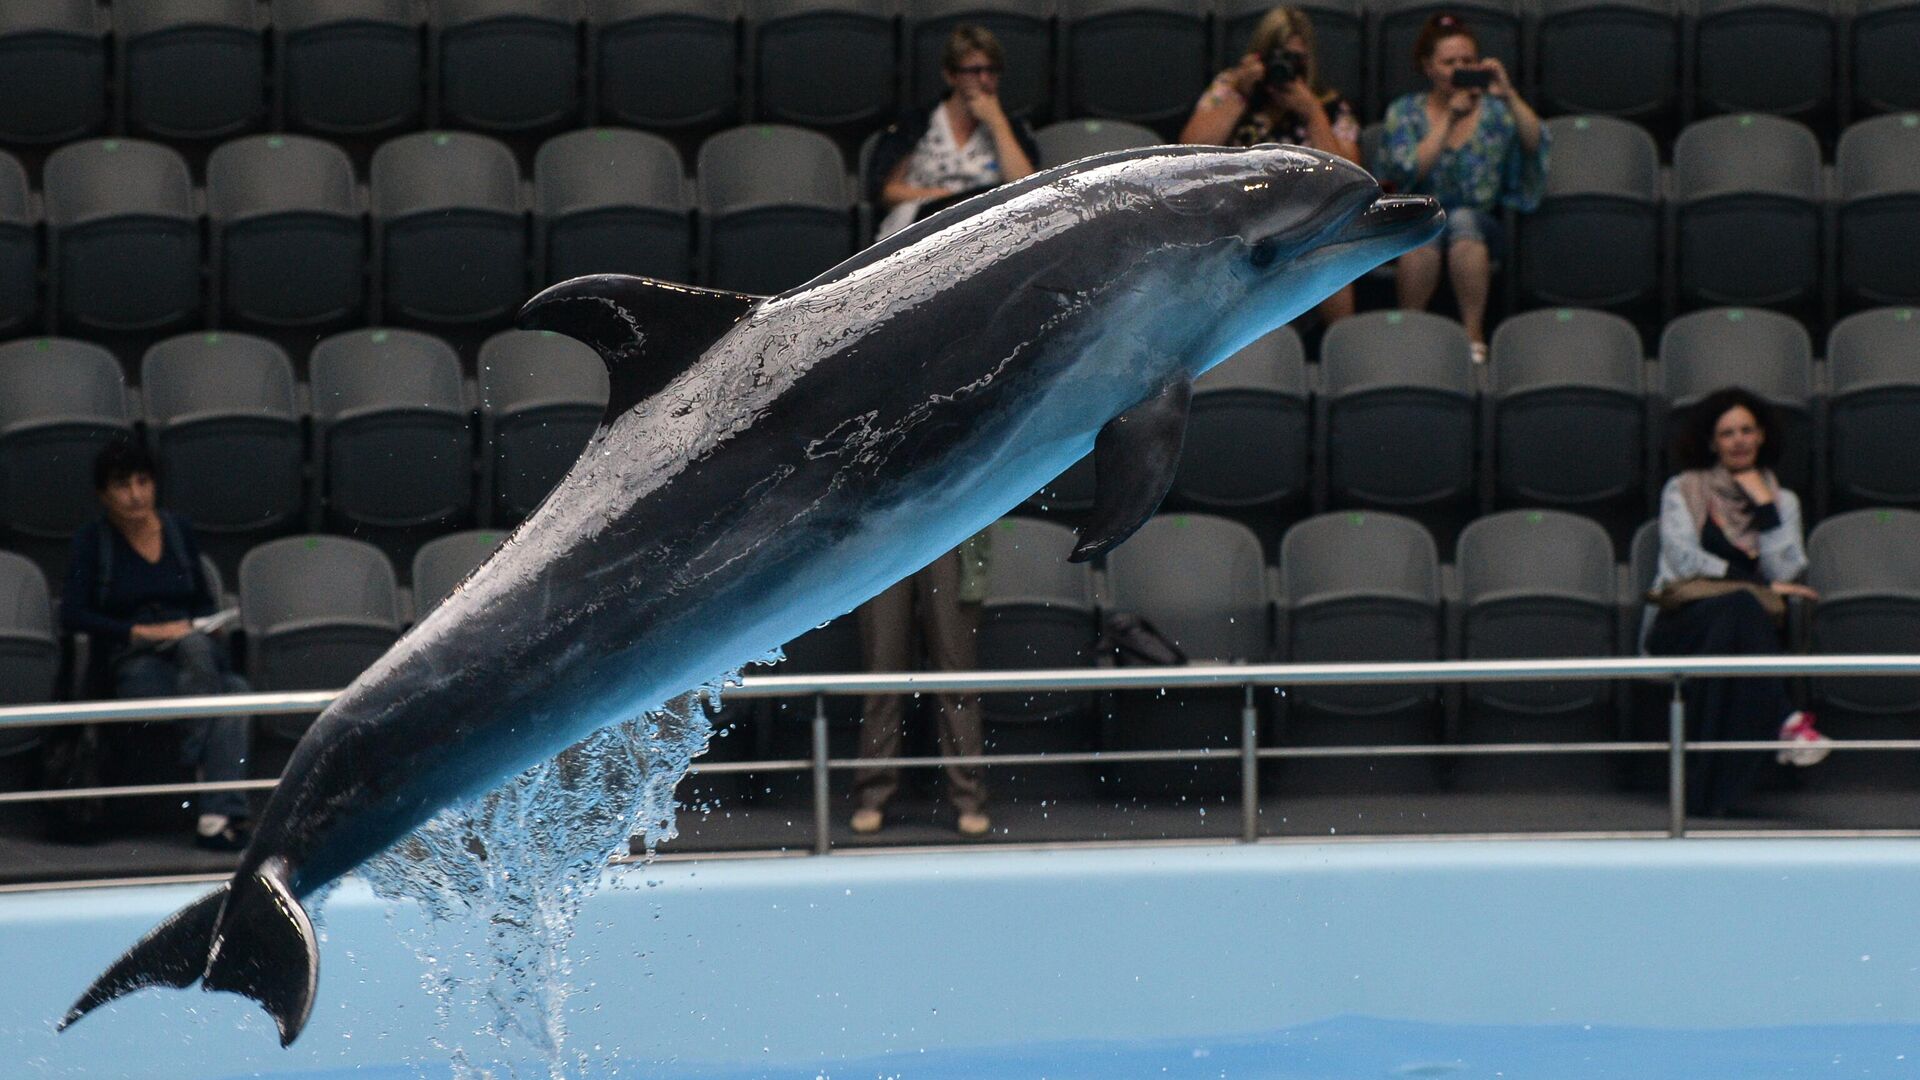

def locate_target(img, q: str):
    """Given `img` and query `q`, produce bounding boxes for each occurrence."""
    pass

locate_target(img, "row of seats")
[3,0,1913,148]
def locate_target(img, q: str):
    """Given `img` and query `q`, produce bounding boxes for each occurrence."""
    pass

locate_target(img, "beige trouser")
[851,551,987,815]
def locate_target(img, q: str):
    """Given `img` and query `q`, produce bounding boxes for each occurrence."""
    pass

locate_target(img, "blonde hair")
[942,24,1005,72]
[1248,6,1335,102]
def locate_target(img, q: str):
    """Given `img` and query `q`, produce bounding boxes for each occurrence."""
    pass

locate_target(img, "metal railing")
[4,655,1920,857]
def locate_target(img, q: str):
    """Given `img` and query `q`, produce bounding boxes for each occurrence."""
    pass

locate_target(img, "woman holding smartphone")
[1373,13,1548,362]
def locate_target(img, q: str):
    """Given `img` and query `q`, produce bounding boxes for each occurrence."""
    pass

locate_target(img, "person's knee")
[1717,591,1784,652]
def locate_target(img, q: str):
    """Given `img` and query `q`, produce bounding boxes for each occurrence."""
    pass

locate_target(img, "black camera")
[1450,67,1494,90]
[1261,49,1309,97]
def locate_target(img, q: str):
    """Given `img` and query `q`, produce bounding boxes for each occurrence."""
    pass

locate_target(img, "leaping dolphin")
[58,144,1441,1046]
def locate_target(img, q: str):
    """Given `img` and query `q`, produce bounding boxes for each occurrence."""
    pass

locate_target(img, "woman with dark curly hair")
[1644,387,1829,817]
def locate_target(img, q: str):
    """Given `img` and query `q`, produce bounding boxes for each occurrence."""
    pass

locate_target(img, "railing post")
[811,693,831,855]
[1240,683,1259,843]
[1668,677,1687,838]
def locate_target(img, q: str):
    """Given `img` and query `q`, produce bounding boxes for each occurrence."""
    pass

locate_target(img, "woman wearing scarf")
[1644,388,1829,817]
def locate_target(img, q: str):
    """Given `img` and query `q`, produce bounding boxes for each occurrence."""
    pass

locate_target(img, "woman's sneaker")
[1778,711,1832,767]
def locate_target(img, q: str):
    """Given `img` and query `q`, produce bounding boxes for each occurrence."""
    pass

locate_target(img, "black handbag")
[1095,612,1188,667]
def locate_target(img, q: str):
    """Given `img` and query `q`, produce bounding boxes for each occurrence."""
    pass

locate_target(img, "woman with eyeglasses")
[868,24,1038,239]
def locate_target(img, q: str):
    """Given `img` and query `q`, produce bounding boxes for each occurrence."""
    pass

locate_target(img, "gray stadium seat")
[1826,308,1920,511]
[1515,116,1661,314]
[1170,326,1312,527]
[1453,509,1618,788]
[207,135,366,331]
[273,0,426,138]
[1835,115,1920,311]
[1059,0,1211,137]
[905,0,1053,118]
[43,139,202,337]
[116,0,268,141]
[746,0,897,129]
[1487,308,1647,547]
[0,152,36,338]
[1318,310,1478,553]
[239,534,402,739]
[1850,0,1920,117]
[477,329,608,523]
[1368,0,1522,117]
[139,332,304,541]
[310,328,474,531]
[1689,0,1835,127]
[696,125,853,294]
[411,529,506,616]
[0,0,108,145]
[1101,512,1271,796]
[589,0,740,130]
[1529,0,1680,124]
[432,0,584,135]
[534,128,693,285]
[1671,114,1823,316]
[371,131,529,328]
[1278,510,1442,790]
[0,338,131,544]
[1806,509,1920,718]
[1658,307,1817,499]
[1217,0,1364,112]
[0,551,58,757]
[1033,117,1160,166]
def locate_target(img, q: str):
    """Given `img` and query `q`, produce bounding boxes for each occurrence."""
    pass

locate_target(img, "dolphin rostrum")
[58,144,1441,1045]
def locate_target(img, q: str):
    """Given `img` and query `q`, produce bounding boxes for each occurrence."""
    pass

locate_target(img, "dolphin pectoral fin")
[201,858,318,1047]
[1070,375,1194,563]
[517,274,766,423]
[58,885,228,1034]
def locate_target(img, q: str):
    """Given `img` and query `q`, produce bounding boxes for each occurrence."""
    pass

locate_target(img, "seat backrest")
[206,134,360,223]
[0,550,58,719]
[589,0,741,128]
[535,128,689,219]
[1033,117,1160,166]
[274,0,424,137]
[1540,115,1659,201]
[1829,307,1920,395]
[1197,324,1308,396]
[310,328,467,421]
[1690,0,1835,119]
[412,529,507,616]
[1281,510,1438,608]
[1658,307,1813,408]
[745,0,897,127]
[479,329,610,416]
[0,0,107,144]
[1850,0,1920,116]
[239,534,402,636]
[904,0,1053,117]
[371,131,523,220]
[695,125,848,214]
[1059,0,1211,131]
[1103,512,1269,662]
[1458,509,1615,607]
[981,516,1094,608]
[0,337,129,434]
[1490,308,1643,396]
[140,331,298,425]
[1531,0,1679,118]
[1627,517,1659,598]
[1808,509,1920,602]
[140,331,303,535]
[432,0,584,133]
[1319,309,1474,398]
[1837,114,1920,201]
[43,138,196,228]
[1672,114,1821,203]
[117,0,268,140]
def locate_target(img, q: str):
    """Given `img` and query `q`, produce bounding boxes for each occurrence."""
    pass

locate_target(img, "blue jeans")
[113,632,252,820]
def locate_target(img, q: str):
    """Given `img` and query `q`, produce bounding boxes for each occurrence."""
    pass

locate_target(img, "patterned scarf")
[1675,466,1772,558]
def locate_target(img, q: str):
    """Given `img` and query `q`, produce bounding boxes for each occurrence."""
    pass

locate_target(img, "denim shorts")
[1418,205,1504,258]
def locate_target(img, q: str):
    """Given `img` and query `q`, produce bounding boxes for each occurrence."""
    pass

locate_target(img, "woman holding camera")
[1181,6,1362,325]
[1376,13,1548,362]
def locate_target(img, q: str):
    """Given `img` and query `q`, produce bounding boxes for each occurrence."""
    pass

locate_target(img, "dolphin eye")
[1249,240,1278,268]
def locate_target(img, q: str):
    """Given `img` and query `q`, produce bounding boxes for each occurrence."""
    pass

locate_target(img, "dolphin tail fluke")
[202,858,319,1047]
[58,884,229,1033]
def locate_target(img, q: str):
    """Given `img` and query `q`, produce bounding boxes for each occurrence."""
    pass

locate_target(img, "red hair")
[1413,12,1478,75]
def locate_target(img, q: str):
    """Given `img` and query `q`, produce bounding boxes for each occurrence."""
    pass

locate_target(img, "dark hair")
[92,438,157,492]
[1671,387,1782,471]
[1413,12,1477,75]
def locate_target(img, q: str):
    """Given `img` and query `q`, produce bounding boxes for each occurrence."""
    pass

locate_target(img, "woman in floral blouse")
[1375,13,1549,361]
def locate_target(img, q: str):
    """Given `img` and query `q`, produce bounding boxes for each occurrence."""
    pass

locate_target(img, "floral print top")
[1227,94,1362,152]
[1374,91,1550,213]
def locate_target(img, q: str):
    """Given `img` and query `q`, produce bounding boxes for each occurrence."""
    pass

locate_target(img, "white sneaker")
[1777,711,1832,767]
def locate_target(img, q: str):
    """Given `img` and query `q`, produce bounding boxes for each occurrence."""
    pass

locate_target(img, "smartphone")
[1451,68,1494,90]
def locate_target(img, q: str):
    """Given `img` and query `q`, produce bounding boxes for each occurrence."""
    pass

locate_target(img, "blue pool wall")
[5,839,1920,1078]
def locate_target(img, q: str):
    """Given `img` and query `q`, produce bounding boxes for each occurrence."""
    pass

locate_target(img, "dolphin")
[57,144,1440,1046]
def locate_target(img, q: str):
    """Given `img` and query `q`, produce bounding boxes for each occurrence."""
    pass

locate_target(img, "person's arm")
[1481,57,1541,151]
[1323,97,1363,165]
[880,157,957,209]
[1657,478,1730,581]
[1414,92,1477,181]
[177,517,217,619]
[1756,486,1811,586]
[968,91,1034,182]
[1180,55,1262,145]
[60,524,134,648]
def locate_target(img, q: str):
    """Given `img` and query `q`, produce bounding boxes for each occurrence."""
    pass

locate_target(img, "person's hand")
[959,84,1008,129]
[1770,581,1820,602]
[1446,88,1478,122]
[1279,76,1320,117]
[131,620,193,644]
[1479,58,1514,98]
[1224,53,1265,98]
[1731,468,1775,506]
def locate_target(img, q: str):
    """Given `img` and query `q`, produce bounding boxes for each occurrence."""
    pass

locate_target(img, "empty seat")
[412,529,506,615]
[1033,117,1160,166]
[976,517,1099,789]
[1671,115,1823,315]
[139,332,304,540]
[1170,326,1311,523]
[1835,115,1920,311]
[1826,308,1920,511]
[0,551,58,757]
[1217,0,1364,111]
[116,0,268,141]
[904,0,1053,118]
[534,128,693,285]
[310,328,474,531]
[1101,512,1270,796]
[0,152,36,337]
[239,535,403,738]
[696,125,852,294]
[1515,115,1661,313]
[0,338,131,543]
[746,0,896,129]
[1059,0,1210,136]
[1530,0,1680,123]
[432,0,584,135]
[1318,311,1478,552]
[1689,0,1835,127]
[207,135,366,331]
[1806,509,1920,717]
[1278,510,1442,789]
[371,132,529,328]
[590,0,740,130]
[43,139,202,337]
[274,0,426,138]
[1658,307,1818,497]
[1488,308,1647,545]
[1369,0,1522,116]
[0,0,108,145]
[478,328,609,523]
[1850,0,1920,117]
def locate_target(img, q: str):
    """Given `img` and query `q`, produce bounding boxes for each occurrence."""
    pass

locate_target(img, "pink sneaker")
[1778,711,1832,767]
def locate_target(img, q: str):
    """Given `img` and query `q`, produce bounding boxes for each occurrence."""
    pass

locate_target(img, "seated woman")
[1180,5,1363,325]
[1643,388,1829,818]
[1375,13,1549,362]
[60,440,254,851]
[869,24,1038,239]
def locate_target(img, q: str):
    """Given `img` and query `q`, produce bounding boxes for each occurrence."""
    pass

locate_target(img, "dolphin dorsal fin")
[517,274,765,423]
